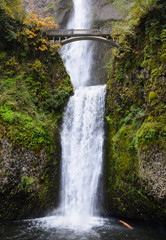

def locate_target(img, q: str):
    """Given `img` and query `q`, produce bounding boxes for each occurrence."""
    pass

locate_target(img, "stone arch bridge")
[46,29,119,47]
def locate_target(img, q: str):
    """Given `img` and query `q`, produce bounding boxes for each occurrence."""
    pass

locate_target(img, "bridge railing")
[46,29,112,36]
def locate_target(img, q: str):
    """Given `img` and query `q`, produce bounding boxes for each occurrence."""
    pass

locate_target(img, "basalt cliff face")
[22,0,122,28]
[23,0,73,28]
[0,50,72,220]
[0,2,73,220]
[105,0,166,224]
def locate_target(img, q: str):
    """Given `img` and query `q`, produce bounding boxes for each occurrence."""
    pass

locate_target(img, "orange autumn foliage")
[23,14,59,30]
[18,13,59,52]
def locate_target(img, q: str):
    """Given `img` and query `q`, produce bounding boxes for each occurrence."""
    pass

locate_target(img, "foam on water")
[34,215,104,231]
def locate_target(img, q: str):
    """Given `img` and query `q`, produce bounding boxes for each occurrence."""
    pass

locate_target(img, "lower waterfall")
[37,85,106,229]
[60,85,106,226]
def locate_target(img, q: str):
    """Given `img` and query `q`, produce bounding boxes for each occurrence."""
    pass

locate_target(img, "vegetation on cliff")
[0,0,72,220]
[105,0,166,223]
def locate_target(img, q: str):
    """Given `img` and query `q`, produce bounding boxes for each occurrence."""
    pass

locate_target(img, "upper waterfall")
[60,0,94,87]
[68,0,92,29]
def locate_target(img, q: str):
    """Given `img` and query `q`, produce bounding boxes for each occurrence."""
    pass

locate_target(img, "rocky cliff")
[22,0,123,27]
[0,3,72,220]
[0,49,72,220]
[22,0,73,28]
[105,0,166,223]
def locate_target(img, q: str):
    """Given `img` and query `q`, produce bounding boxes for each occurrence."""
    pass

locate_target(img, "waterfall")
[59,0,106,227]
[37,0,106,229]
[60,85,106,226]
[60,0,93,87]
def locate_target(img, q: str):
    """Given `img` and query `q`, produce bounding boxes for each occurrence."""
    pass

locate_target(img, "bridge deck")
[45,28,119,47]
[46,29,113,37]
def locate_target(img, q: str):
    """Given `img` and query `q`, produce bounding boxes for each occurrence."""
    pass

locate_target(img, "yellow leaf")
[39,45,48,51]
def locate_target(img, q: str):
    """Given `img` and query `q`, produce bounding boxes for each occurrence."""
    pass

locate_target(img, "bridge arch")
[59,36,119,47]
[46,29,119,47]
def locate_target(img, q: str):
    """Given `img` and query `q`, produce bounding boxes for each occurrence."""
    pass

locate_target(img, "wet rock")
[0,132,61,221]
[138,147,166,201]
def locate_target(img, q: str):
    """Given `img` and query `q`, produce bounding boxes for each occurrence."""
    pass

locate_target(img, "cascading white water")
[60,85,106,226]
[60,0,93,87]
[59,0,106,227]
[37,0,106,229]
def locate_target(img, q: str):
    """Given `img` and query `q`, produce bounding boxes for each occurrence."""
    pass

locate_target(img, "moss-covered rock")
[0,5,72,220]
[0,49,72,220]
[105,0,166,224]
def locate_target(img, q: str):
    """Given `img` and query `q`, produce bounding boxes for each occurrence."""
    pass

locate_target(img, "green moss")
[149,91,157,101]
[0,49,72,151]
[105,114,166,221]
[105,0,166,223]
[19,176,35,192]
[0,4,73,220]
